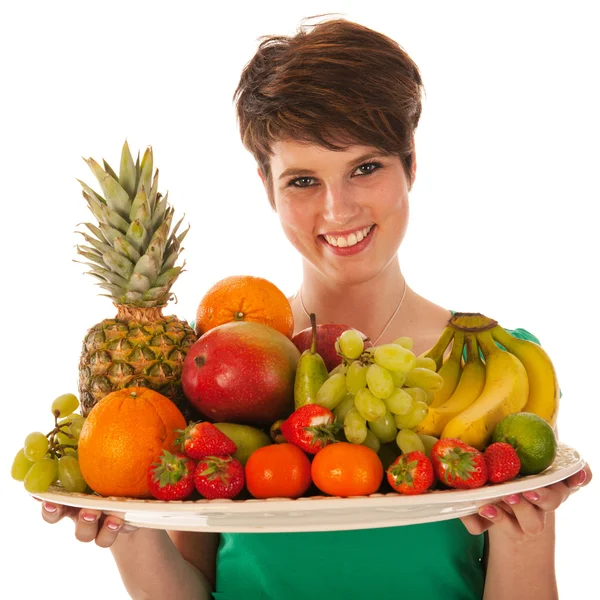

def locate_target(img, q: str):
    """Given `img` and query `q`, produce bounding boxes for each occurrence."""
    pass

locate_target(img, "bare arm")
[110,528,219,600]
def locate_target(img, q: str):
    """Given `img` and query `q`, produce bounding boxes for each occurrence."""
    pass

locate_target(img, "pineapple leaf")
[119,140,137,198]
[87,266,129,287]
[80,222,108,244]
[77,180,106,205]
[99,223,125,246]
[76,246,105,266]
[132,254,159,282]
[138,147,153,196]
[161,248,180,273]
[148,169,159,212]
[156,265,183,287]
[126,220,149,254]
[77,231,113,255]
[123,290,145,304]
[114,236,142,263]
[176,224,190,245]
[85,157,131,220]
[99,203,129,234]
[103,250,134,280]
[83,191,106,223]
[142,286,170,301]
[126,273,151,293]
[151,191,168,231]
[103,159,120,183]
[129,187,149,223]
[95,281,123,296]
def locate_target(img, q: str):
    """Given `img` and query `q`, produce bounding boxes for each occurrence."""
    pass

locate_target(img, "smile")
[322,225,374,248]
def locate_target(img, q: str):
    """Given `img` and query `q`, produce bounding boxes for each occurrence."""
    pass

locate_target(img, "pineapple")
[76,141,197,418]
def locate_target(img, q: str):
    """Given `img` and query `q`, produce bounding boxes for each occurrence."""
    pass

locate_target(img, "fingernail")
[43,502,57,513]
[106,521,121,531]
[506,494,520,505]
[81,513,97,522]
[578,470,587,485]
[523,491,540,502]
[479,506,498,519]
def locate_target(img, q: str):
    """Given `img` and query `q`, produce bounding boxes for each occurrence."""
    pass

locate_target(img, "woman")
[40,18,591,599]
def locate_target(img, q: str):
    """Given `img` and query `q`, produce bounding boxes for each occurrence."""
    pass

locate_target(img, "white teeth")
[323,225,373,248]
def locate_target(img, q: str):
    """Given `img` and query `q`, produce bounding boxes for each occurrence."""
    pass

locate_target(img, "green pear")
[212,422,271,465]
[294,313,329,409]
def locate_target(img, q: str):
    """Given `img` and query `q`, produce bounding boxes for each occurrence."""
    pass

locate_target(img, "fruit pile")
[10,142,562,503]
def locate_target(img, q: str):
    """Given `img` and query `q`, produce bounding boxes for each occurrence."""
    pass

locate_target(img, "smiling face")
[267,140,413,286]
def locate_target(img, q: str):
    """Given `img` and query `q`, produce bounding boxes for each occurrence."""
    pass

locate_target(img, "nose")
[322,181,360,225]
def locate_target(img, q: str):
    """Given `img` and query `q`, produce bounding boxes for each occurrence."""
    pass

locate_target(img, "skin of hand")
[40,502,137,548]
[461,464,592,540]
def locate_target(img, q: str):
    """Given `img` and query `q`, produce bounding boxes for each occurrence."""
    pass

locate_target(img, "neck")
[293,257,409,341]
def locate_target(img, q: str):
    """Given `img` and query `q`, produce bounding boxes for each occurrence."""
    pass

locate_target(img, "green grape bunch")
[317,330,445,455]
[11,393,88,494]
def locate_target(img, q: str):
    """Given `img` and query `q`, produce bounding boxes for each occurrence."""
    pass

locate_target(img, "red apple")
[181,321,300,426]
[292,323,370,372]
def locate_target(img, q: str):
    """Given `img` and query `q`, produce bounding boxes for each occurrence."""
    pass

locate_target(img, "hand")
[461,464,592,541]
[40,501,137,548]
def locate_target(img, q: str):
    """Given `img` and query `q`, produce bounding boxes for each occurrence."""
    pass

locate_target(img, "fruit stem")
[475,330,498,359]
[310,313,317,354]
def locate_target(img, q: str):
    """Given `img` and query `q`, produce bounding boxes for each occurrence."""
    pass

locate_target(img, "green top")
[213,326,541,600]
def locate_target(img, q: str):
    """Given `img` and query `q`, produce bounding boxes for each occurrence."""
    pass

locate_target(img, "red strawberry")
[176,421,237,460]
[484,442,521,483]
[387,451,435,495]
[430,438,488,489]
[147,450,196,501]
[194,455,245,499]
[280,404,339,454]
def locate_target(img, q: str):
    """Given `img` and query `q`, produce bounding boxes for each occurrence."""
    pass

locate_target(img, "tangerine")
[78,386,187,498]
[195,275,294,339]
[311,442,384,497]
[245,443,312,499]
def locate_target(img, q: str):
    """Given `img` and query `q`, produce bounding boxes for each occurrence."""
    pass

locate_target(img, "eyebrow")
[277,152,388,180]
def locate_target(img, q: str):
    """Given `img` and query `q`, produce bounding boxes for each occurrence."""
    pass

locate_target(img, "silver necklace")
[297,280,408,346]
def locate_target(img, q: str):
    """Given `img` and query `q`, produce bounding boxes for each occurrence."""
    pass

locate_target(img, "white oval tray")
[31,442,584,533]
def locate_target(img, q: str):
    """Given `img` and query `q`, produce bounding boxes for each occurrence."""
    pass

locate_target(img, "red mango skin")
[182,321,300,426]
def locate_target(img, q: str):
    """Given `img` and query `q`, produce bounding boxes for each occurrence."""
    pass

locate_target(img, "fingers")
[94,516,127,548]
[460,513,494,535]
[74,510,104,543]
[478,502,545,541]
[565,464,592,490]
[41,502,79,524]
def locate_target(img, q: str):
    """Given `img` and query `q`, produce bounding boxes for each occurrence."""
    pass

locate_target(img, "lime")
[491,412,557,475]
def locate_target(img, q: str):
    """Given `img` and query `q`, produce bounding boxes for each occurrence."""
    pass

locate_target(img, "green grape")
[392,336,413,351]
[403,387,428,405]
[423,389,435,406]
[417,434,439,458]
[373,344,416,373]
[346,361,368,394]
[344,408,368,444]
[404,367,444,390]
[51,393,79,418]
[11,449,35,481]
[389,369,407,387]
[23,432,49,462]
[58,456,87,493]
[414,357,437,371]
[338,329,364,360]
[354,388,387,422]
[333,393,356,425]
[315,373,347,410]
[23,458,58,493]
[383,387,414,415]
[361,429,381,453]
[396,428,426,454]
[56,417,76,446]
[366,363,394,399]
[368,411,398,443]
[393,401,429,429]
[68,414,85,441]
[329,363,346,377]
[63,447,78,458]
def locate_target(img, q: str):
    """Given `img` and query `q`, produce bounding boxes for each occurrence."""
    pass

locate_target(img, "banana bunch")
[415,313,559,450]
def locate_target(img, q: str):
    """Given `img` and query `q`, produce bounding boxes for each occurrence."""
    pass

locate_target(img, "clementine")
[78,386,187,498]
[245,443,312,499]
[195,275,294,339]
[311,442,384,497]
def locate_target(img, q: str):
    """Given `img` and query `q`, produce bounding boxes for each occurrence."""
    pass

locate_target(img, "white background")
[2,1,598,598]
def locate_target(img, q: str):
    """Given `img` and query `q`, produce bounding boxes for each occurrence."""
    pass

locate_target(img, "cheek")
[276,199,311,248]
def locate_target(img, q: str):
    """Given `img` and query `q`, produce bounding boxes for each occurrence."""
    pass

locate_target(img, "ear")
[257,167,266,187]
[257,167,277,212]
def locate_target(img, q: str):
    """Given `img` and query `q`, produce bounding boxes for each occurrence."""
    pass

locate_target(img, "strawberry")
[176,421,237,460]
[280,404,339,454]
[194,455,245,499]
[147,450,196,501]
[484,442,521,483]
[430,438,488,489]
[387,451,434,495]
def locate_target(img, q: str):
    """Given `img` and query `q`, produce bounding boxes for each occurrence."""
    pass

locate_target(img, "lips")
[322,224,374,248]
[319,225,376,256]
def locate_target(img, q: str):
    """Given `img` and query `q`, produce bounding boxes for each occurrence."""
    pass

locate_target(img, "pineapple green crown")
[76,140,189,308]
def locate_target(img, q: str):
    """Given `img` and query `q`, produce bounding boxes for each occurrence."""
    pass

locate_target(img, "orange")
[311,442,384,497]
[245,443,312,499]
[78,387,187,498]
[195,275,294,339]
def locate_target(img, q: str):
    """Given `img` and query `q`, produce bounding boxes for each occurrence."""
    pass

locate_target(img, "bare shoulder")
[168,531,220,589]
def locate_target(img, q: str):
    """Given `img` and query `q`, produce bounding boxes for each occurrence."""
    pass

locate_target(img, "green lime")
[491,412,557,475]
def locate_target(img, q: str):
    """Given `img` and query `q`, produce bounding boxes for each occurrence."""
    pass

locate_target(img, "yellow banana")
[491,325,559,425]
[441,330,529,450]
[428,329,464,408]
[415,332,485,436]
[420,325,454,371]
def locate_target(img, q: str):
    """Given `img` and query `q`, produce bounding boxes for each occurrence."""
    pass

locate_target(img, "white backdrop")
[2,1,598,598]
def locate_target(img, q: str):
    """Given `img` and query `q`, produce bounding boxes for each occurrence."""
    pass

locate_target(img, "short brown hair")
[234,18,424,208]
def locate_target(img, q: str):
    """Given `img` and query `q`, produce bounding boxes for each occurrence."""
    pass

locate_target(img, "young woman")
[40,18,591,600]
